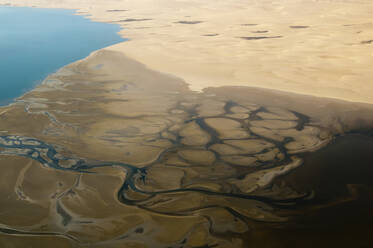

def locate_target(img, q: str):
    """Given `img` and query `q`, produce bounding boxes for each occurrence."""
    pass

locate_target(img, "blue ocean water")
[0,6,125,105]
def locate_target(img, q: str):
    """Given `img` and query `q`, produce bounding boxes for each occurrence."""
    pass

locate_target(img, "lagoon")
[0,6,125,105]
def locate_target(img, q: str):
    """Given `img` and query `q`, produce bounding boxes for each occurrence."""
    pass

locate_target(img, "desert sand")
[2,0,373,103]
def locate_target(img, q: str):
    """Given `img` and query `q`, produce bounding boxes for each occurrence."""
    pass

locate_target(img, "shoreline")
[0,5,125,107]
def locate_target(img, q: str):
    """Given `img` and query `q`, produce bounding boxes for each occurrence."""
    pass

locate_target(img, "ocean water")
[0,6,125,105]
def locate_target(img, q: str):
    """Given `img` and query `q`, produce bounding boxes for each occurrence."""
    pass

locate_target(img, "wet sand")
[0,50,372,247]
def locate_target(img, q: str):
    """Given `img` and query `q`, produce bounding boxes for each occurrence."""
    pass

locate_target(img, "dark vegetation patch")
[361,40,373,44]
[175,21,203,24]
[241,24,258,26]
[118,18,152,22]
[107,9,128,12]
[251,30,268,33]
[239,36,283,40]
[289,25,309,29]
[202,33,219,36]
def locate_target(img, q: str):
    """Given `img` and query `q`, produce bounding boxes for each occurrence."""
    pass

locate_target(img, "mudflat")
[0,50,372,247]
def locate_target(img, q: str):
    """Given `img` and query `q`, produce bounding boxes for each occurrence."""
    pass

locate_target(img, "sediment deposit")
[0,50,372,247]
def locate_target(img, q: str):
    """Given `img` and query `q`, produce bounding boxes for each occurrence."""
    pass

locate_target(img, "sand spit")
[0,50,372,247]
[2,0,373,104]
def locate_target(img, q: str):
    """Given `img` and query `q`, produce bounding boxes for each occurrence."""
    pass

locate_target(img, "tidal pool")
[0,6,125,105]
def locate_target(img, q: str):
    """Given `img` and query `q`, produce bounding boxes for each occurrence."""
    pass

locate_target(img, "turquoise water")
[0,6,125,105]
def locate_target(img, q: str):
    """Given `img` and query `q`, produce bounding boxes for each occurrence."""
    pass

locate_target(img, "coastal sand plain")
[1,0,373,247]
[2,0,373,103]
[0,50,372,247]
